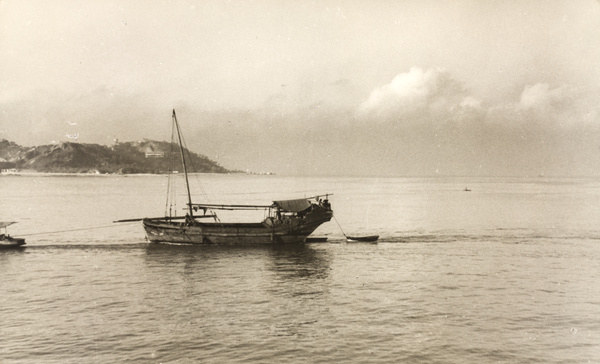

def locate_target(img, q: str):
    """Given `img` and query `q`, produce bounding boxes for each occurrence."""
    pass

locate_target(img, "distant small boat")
[346,235,379,242]
[464,187,471,192]
[0,222,26,248]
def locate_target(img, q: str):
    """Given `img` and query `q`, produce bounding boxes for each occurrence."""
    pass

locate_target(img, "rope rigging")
[19,222,139,237]
[164,111,214,220]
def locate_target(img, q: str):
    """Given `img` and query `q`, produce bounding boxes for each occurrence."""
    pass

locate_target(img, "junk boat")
[0,222,26,248]
[138,110,333,244]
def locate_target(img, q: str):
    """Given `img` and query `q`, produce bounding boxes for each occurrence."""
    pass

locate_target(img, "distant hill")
[0,139,232,174]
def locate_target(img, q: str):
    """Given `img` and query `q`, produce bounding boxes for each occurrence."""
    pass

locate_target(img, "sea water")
[1,174,600,363]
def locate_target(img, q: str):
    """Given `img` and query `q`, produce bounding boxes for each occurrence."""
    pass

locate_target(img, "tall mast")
[172,109,194,217]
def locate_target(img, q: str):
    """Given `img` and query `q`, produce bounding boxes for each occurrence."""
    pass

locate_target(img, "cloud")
[512,82,600,129]
[358,67,600,132]
[357,63,600,131]
[357,67,473,124]
[459,96,482,109]
[0,87,169,146]
[519,83,566,110]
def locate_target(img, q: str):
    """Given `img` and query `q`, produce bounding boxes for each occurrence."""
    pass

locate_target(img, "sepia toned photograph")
[1,1,600,362]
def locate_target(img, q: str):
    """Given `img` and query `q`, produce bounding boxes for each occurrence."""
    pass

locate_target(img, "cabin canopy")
[190,197,319,212]
[273,198,311,212]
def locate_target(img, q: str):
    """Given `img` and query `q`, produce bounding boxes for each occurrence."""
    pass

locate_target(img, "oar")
[113,214,217,223]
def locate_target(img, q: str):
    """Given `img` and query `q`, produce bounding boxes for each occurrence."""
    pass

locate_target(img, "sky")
[1,0,600,176]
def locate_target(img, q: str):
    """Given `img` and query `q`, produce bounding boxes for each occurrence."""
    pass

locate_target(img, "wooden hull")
[142,208,333,245]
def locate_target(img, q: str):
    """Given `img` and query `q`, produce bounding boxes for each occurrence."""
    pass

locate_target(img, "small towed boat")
[305,237,328,243]
[0,222,26,248]
[332,216,379,243]
[346,235,379,242]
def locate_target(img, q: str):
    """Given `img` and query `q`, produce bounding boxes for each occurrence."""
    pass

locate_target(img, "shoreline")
[0,170,251,177]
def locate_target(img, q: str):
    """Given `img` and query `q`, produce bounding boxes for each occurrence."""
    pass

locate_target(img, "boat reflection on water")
[267,244,331,280]
[142,242,334,340]
[143,243,332,284]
